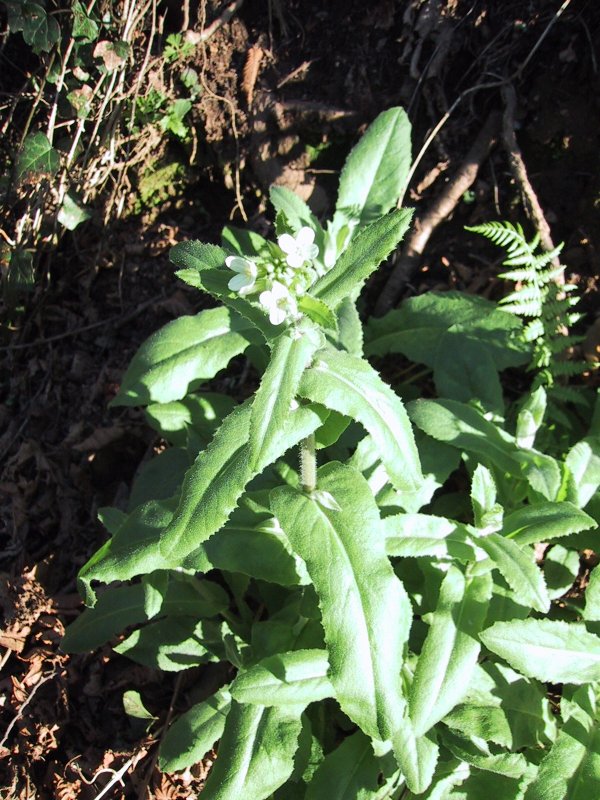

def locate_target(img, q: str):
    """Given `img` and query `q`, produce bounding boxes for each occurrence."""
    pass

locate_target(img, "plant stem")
[300,433,317,493]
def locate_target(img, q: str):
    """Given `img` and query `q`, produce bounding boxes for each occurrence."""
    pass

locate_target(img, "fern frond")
[500,300,541,317]
[549,360,593,378]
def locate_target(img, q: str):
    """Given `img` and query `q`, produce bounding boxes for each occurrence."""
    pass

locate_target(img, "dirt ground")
[1,0,599,796]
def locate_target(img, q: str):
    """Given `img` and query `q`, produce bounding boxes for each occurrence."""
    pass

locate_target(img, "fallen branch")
[375,110,501,316]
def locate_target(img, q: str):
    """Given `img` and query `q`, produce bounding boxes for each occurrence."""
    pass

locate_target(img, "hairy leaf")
[230,650,334,706]
[160,690,231,773]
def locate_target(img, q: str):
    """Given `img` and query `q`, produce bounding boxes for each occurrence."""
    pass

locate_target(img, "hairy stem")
[300,433,317,493]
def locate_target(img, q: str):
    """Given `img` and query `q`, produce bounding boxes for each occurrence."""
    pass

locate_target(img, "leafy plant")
[467,221,593,403]
[63,108,600,799]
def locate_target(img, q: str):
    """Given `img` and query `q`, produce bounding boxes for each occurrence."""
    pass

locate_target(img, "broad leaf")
[336,106,412,228]
[299,349,423,494]
[410,567,491,735]
[230,649,334,706]
[472,532,550,613]
[112,308,253,406]
[114,617,216,671]
[16,132,60,183]
[502,501,595,545]
[584,564,600,621]
[383,514,476,561]
[271,463,433,793]
[145,393,237,447]
[481,619,600,684]
[524,685,600,800]
[306,730,396,800]
[312,209,413,309]
[566,436,600,508]
[201,701,304,800]
[159,690,231,772]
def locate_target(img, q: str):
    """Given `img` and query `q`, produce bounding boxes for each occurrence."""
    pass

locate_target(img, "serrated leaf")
[336,106,412,228]
[298,294,337,331]
[442,729,527,779]
[312,209,413,309]
[145,392,237,448]
[383,514,476,561]
[335,296,363,355]
[230,649,334,706]
[111,307,253,406]
[410,568,491,735]
[543,544,579,599]
[566,436,600,508]
[306,730,395,800]
[271,463,433,793]
[502,501,596,545]
[480,619,600,684]
[128,447,190,510]
[473,532,550,613]
[201,701,304,800]
[299,349,423,494]
[524,685,600,800]
[114,617,215,670]
[159,690,231,773]
[16,132,60,183]
[249,323,321,467]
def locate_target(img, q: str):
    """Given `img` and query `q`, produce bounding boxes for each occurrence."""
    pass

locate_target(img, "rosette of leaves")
[63,108,600,799]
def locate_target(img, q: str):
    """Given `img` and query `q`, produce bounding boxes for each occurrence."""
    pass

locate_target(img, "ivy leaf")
[5,1,60,53]
[299,349,423,494]
[72,1,99,42]
[15,132,60,183]
[480,619,600,684]
[57,192,91,230]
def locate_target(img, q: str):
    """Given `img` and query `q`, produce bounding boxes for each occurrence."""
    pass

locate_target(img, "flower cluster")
[225,226,320,326]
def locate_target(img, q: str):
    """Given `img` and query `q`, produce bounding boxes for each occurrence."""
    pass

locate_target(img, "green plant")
[63,109,600,799]
[467,222,592,395]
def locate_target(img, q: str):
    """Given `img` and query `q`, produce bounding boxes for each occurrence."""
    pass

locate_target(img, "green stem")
[300,433,317,493]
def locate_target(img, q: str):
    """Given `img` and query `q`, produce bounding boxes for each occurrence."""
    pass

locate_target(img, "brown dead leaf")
[242,45,263,107]
[73,425,125,452]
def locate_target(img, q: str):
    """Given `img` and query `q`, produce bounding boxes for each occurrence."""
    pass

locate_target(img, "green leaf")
[335,296,363,355]
[313,209,412,309]
[410,567,491,735]
[383,514,476,561]
[297,295,338,331]
[471,465,502,532]
[408,399,561,500]
[271,463,433,793]
[111,307,253,406]
[524,685,600,800]
[123,690,156,722]
[16,132,60,183]
[441,729,528,779]
[566,436,600,508]
[336,106,412,228]
[114,617,215,670]
[434,335,504,413]
[270,186,326,265]
[299,349,423,494]
[159,690,231,773]
[502,502,596,546]
[516,386,547,449]
[480,619,600,684]
[201,702,304,800]
[230,650,334,706]
[306,730,396,800]
[249,323,321,467]
[72,1,99,42]
[543,544,580,599]
[128,447,190,510]
[444,662,556,750]
[365,292,528,370]
[221,225,271,258]
[3,247,35,308]
[584,564,600,621]
[145,393,237,448]
[472,532,550,614]
[6,1,60,53]
[57,192,91,230]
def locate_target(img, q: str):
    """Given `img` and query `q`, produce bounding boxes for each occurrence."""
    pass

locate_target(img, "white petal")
[278,233,296,254]
[285,252,305,269]
[308,243,319,260]
[271,281,289,300]
[297,227,315,246]
[259,290,275,311]
[228,273,251,292]
[270,306,287,325]
[226,256,249,273]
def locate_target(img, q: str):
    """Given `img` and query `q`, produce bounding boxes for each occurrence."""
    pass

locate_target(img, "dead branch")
[375,110,501,316]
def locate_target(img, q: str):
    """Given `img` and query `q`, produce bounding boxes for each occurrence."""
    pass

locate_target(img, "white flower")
[225,255,258,295]
[278,226,319,269]
[259,281,297,325]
